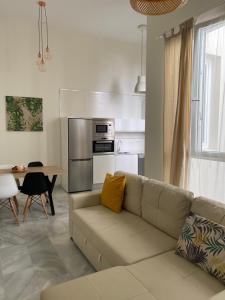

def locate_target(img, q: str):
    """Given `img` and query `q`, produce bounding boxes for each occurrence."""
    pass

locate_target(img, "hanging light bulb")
[36,52,42,65]
[44,46,52,60]
[38,59,47,72]
[134,24,147,94]
[36,1,51,71]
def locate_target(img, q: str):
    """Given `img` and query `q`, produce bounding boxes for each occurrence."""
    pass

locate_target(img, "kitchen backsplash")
[115,138,144,154]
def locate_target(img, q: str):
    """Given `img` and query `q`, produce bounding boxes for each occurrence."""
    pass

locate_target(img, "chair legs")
[13,196,19,213]
[40,194,48,218]
[23,196,32,221]
[9,197,19,225]
[23,194,48,221]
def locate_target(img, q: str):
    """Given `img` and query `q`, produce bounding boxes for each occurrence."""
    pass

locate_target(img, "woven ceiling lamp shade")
[130,0,188,16]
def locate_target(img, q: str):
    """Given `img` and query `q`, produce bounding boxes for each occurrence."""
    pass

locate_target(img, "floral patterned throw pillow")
[176,213,225,284]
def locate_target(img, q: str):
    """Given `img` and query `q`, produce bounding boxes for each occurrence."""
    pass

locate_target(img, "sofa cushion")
[115,171,146,216]
[141,180,193,239]
[191,197,225,226]
[176,213,225,284]
[41,266,155,300]
[73,205,176,266]
[101,173,126,213]
[210,290,225,300]
[127,251,224,300]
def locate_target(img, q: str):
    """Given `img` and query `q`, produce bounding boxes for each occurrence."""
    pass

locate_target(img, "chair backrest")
[21,172,48,195]
[0,174,19,199]
[28,161,43,167]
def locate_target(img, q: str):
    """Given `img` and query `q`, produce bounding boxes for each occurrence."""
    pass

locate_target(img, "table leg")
[48,175,57,216]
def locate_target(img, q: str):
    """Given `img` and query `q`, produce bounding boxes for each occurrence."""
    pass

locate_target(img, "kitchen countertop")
[93,152,144,156]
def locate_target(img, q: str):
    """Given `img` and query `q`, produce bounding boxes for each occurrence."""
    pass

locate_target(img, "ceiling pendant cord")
[134,24,147,94]
[36,1,50,71]
[40,4,44,65]
[44,5,50,58]
[37,5,41,64]
[140,25,144,76]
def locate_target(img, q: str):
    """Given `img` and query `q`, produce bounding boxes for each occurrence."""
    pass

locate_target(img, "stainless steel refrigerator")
[61,118,93,193]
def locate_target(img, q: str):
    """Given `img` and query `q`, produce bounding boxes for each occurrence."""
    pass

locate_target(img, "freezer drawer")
[69,159,93,193]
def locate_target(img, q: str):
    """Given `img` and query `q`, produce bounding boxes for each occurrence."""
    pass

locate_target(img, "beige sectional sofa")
[41,172,225,300]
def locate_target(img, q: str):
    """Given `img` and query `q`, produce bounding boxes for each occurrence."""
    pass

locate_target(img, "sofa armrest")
[69,190,101,210]
[69,190,101,238]
[209,291,225,300]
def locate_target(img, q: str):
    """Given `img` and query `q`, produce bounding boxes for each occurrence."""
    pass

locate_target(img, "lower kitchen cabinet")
[115,154,138,175]
[93,155,115,184]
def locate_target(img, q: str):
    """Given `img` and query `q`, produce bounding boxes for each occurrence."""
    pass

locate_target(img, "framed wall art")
[6,96,43,131]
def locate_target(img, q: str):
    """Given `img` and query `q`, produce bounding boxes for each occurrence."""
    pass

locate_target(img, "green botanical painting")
[6,96,43,131]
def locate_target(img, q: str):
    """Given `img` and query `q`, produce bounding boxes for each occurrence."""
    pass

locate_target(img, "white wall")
[0,16,140,166]
[145,0,225,179]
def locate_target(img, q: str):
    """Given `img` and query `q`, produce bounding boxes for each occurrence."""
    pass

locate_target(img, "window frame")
[191,17,225,162]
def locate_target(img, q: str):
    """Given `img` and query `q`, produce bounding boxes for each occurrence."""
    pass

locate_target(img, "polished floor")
[0,187,95,300]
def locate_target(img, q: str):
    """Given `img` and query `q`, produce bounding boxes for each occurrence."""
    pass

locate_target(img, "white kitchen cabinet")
[93,155,115,184]
[115,154,138,174]
[115,119,145,132]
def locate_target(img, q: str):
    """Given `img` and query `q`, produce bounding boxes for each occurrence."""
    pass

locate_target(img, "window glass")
[192,20,225,160]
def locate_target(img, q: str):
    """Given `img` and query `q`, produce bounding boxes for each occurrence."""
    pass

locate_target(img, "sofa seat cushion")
[127,251,224,300]
[41,266,157,300]
[72,205,176,266]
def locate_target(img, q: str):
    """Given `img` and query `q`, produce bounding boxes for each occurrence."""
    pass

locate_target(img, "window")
[191,19,225,161]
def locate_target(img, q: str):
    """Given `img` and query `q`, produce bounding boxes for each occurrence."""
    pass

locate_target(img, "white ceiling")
[0,0,146,42]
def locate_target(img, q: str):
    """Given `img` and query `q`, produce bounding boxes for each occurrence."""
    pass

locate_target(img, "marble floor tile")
[0,245,32,276]
[3,267,40,300]
[50,233,95,278]
[0,187,95,300]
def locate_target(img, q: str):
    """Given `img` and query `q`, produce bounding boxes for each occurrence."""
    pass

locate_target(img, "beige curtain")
[164,19,194,188]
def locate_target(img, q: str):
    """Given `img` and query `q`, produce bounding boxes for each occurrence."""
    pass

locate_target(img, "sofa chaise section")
[41,253,224,300]
[127,251,224,300]
[41,266,157,300]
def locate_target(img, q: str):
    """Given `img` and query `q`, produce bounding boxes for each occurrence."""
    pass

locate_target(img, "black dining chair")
[17,162,45,190]
[28,161,43,167]
[20,172,49,221]
[28,161,50,201]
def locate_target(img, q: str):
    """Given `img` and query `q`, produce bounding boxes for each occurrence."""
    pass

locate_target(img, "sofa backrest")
[191,197,225,226]
[141,179,193,239]
[114,171,147,216]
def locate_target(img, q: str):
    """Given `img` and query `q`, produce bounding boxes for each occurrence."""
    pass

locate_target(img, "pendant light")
[134,24,146,94]
[36,1,51,72]
[130,0,188,16]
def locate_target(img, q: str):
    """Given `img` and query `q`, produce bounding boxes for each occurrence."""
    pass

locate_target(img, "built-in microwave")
[93,119,115,140]
[93,140,114,154]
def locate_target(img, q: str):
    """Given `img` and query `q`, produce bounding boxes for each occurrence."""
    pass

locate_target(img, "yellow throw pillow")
[101,173,126,213]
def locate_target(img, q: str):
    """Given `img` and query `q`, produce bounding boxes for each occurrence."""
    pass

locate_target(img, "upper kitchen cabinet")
[59,90,145,120]
[115,119,145,133]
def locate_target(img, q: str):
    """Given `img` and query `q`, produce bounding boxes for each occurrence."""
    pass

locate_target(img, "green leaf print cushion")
[176,212,225,284]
